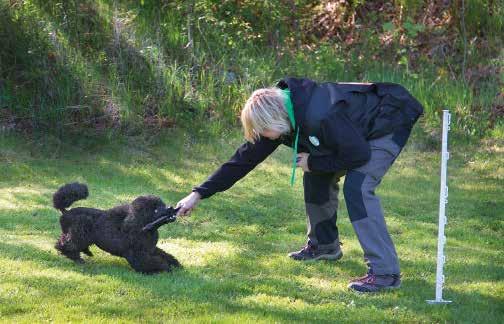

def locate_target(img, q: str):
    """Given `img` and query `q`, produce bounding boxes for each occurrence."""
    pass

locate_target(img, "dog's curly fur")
[53,183,180,274]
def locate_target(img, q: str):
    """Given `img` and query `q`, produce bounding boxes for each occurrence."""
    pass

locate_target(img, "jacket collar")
[277,77,317,130]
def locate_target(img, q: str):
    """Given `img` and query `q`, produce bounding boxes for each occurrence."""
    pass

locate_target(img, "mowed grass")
[0,130,502,323]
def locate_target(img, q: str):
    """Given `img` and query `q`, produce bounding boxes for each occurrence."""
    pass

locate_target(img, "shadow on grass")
[0,137,501,256]
[1,238,503,322]
[1,133,503,321]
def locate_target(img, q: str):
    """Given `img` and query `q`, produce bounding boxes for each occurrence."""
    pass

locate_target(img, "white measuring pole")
[427,110,452,304]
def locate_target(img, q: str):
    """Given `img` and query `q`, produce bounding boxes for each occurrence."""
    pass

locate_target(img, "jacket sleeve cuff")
[307,155,317,172]
[192,187,212,199]
[307,155,329,173]
[307,154,344,173]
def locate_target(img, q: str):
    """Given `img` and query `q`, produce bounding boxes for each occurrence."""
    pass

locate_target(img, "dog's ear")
[123,205,141,230]
[126,195,162,228]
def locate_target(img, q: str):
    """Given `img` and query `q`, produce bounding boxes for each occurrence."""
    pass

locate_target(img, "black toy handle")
[142,206,181,232]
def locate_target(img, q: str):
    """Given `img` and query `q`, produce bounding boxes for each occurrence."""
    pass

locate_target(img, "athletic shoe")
[348,271,401,293]
[288,243,343,261]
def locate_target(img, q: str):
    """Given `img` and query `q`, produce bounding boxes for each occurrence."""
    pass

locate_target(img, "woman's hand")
[296,153,310,172]
[176,191,201,217]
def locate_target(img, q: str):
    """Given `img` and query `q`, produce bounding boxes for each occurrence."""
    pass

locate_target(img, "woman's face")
[260,129,282,140]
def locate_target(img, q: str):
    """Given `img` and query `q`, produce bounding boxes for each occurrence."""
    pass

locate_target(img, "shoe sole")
[289,250,343,261]
[348,282,401,293]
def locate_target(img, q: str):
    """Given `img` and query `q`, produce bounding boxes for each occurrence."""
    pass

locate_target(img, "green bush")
[0,0,501,140]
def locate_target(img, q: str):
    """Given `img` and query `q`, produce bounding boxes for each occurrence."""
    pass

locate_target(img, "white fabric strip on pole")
[427,110,452,304]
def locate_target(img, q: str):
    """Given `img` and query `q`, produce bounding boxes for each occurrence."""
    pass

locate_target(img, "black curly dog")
[53,183,180,273]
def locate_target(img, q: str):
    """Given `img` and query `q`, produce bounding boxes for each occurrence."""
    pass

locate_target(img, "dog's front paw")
[82,247,93,257]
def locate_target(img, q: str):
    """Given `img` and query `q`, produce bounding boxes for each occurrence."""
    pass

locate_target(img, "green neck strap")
[281,89,300,186]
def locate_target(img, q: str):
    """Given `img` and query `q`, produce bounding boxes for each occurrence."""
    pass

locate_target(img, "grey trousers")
[303,130,410,275]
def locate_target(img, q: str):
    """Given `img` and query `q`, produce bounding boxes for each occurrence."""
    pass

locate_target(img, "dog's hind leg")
[55,233,84,263]
[55,231,93,263]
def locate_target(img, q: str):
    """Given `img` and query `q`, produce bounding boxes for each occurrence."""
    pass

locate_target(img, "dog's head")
[126,195,175,228]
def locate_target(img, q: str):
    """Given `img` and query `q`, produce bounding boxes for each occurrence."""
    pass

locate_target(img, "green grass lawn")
[0,130,502,323]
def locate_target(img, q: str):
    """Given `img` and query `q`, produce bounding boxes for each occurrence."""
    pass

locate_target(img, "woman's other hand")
[296,153,310,172]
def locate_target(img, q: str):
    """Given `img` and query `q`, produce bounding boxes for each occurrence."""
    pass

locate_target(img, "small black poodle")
[53,183,180,273]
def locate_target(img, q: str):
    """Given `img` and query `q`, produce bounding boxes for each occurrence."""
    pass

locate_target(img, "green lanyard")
[282,89,300,186]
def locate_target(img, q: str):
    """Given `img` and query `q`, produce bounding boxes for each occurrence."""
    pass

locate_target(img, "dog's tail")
[53,183,89,213]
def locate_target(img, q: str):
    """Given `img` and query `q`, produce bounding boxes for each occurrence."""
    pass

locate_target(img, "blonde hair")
[241,87,291,143]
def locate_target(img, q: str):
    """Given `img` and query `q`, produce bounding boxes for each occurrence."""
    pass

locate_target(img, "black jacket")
[193,77,423,198]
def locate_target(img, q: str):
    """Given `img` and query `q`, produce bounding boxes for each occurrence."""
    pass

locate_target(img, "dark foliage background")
[0,0,502,139]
